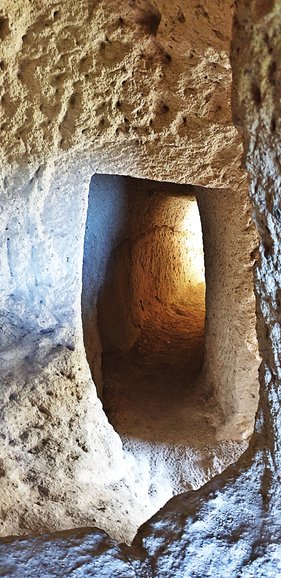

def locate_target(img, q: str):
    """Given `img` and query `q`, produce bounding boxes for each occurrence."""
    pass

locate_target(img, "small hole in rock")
[0,16,10,41]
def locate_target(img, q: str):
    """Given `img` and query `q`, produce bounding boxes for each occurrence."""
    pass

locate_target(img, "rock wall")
[196,185,259,440]
[0,0,276,576]
[130,4,281,574]
[1,0,241,187]
[82,174,130,396]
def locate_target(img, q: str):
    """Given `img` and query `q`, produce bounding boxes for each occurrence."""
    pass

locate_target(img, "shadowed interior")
[84,175,208,442]
[82,175,259,446]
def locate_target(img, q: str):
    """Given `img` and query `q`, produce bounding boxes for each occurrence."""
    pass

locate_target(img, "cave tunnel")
[82,174,208,443]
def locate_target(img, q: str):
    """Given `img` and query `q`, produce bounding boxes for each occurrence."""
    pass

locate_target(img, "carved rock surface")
[1,0,242,186]
[1,0,279,576]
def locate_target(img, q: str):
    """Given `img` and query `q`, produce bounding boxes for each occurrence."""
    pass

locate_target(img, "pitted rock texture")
[1,0,242,187]
[0,0,259,544]
[131,1,281,575]
[0,0,277,576]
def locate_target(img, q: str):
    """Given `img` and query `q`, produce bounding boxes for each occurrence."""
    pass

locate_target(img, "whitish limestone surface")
[1,0,276,576]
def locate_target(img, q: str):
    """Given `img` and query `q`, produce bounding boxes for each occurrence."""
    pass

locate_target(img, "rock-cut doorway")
[82,174,212,446]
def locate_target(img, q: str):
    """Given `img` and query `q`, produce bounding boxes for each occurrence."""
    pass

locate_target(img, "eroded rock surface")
[1,0,241,186]
[0,0,277,576]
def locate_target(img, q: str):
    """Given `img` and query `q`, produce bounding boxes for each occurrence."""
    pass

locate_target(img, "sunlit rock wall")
[1,0,242,187]
[133,2,281,576]
[0,0,261,566]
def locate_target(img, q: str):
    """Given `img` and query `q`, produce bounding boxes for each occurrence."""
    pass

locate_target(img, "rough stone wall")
[129,4,281,575]
[2,0,255,544]
[0,0,273,575]
[1,0,241,187]
[196,185,259,440]
[82,174,130,396]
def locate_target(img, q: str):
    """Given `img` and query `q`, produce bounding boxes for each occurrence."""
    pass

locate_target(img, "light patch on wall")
[182,200,205,286]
